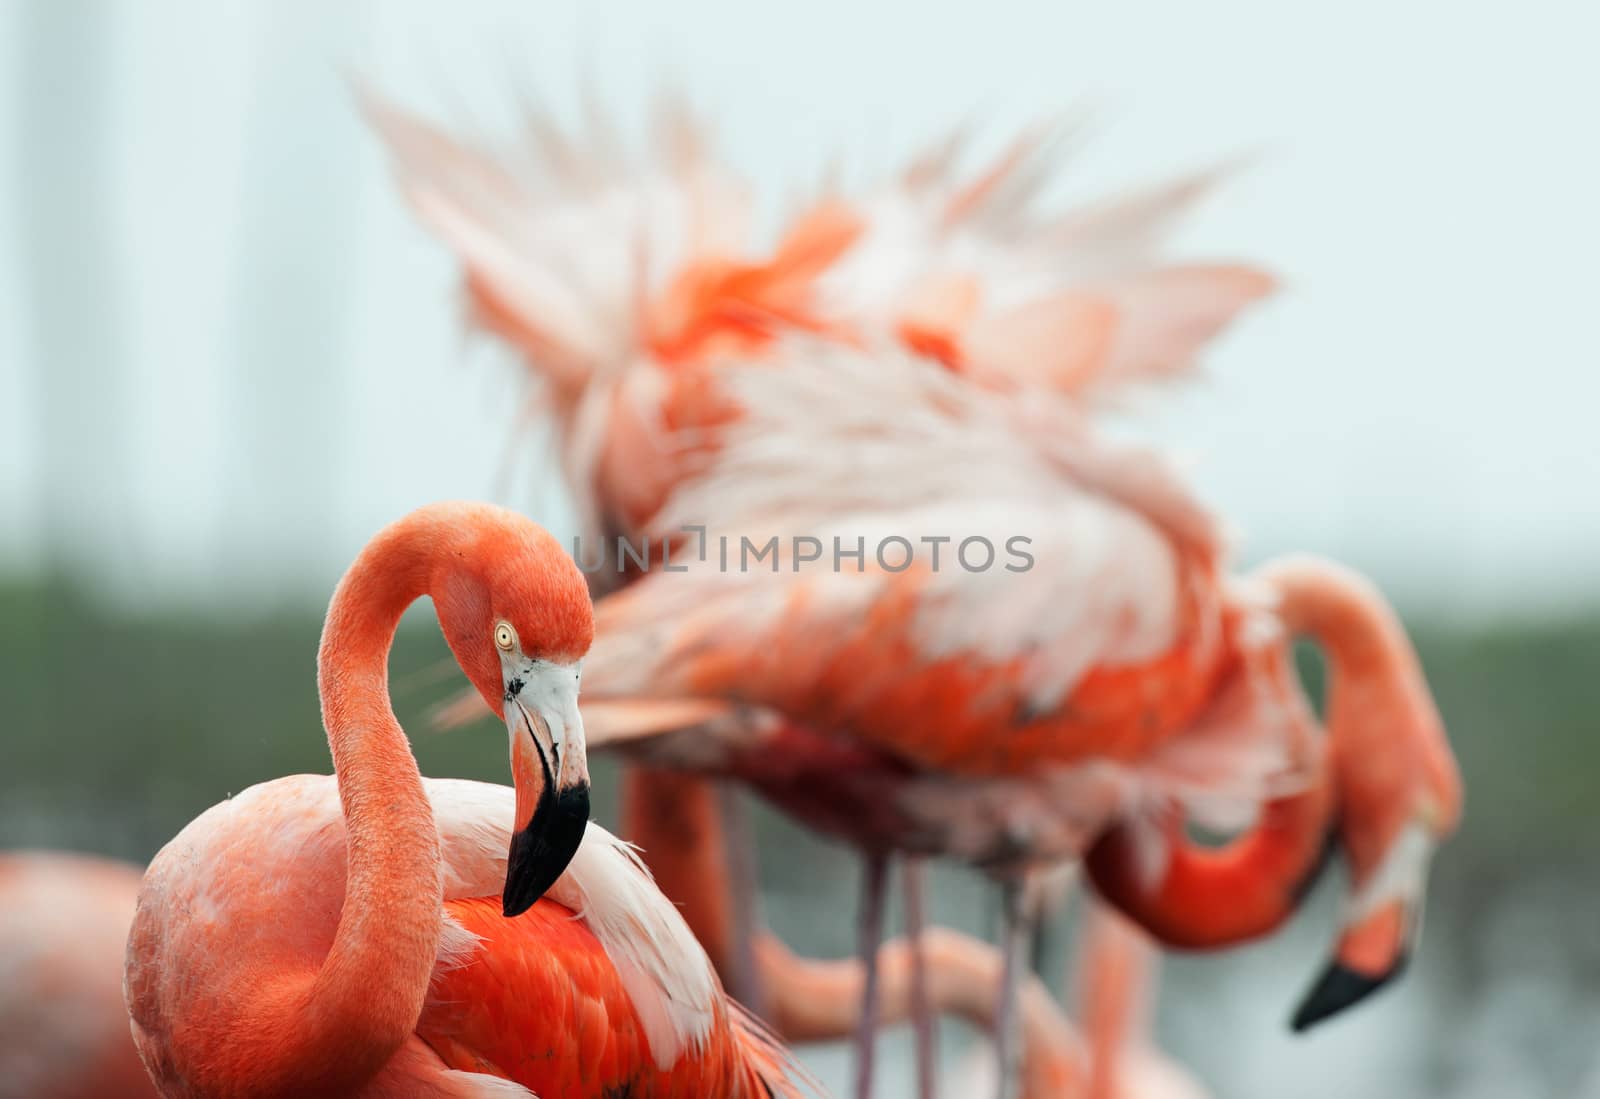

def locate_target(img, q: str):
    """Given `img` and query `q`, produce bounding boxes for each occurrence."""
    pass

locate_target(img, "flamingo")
[0,852,160,1099]
[363,91,1274,1099]
[122,502,812,1099]
[570,349,1460,1087]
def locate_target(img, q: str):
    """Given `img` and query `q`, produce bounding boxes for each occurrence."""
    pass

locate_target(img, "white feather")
[541,824,720,1069]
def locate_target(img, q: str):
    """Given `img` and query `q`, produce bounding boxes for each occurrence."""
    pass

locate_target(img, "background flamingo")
[124,502,811,1099]
[0,852,159,1099]
[572,349,1459,1071]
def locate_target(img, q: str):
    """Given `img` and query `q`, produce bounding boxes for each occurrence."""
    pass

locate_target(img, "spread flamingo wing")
[821,127,1275,397]
[362,89,750,387]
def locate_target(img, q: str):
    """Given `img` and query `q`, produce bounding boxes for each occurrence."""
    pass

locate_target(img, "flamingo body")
[580,356,1315,872]
[127,776,794,1099]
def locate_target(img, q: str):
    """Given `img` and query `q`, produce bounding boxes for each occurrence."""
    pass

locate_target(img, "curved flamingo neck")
[290,515,453,1091]
[1261,554,1460,848]
[1259,555,1416,688]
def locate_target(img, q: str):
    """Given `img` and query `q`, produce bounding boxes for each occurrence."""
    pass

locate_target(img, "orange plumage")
[424,897,790,1099]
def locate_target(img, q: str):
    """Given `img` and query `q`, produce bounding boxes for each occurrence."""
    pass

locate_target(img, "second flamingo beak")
[1291,819,1435,1031]
[502,660,591,917]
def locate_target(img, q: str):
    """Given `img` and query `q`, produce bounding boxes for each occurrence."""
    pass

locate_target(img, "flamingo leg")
[993,878,1030,1099]
[1028,904,1059,988]
[902,856,938,1099]
[717,782,768,1016]
[1076,899,1151,1099]
[853,850,891,1099]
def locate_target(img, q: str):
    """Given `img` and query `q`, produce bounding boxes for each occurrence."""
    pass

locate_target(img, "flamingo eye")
[494,622,516,652]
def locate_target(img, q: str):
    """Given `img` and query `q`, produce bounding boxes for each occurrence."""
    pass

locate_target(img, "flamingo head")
[1289,692,1462,1031]
[432,506,596,916]
[1257,556,1463,1032]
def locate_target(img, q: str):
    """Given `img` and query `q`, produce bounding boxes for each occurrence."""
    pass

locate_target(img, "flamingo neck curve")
[1258,554,1460,861]
[287,513,454,1092]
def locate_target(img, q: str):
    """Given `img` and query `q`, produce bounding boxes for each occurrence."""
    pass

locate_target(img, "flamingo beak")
[501,660,590,917]
[1291,821,1434,1031]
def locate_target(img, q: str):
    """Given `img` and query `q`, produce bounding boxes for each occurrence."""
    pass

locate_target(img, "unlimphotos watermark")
[573,524,1035,574]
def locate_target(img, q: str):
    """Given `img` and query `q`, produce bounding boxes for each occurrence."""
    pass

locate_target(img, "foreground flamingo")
[124,502,811,1099]
[0,852,159,1099]
[365,92,1273,1099]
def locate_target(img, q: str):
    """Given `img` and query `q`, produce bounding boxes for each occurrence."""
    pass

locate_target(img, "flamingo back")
[580,349,1234,776]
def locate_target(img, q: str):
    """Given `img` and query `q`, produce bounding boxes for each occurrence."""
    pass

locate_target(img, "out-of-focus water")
[750,812,1600,1099]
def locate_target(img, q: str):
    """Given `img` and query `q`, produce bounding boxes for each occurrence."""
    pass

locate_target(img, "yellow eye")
[494,622,515,652]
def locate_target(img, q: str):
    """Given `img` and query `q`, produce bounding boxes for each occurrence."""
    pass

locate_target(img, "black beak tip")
[501,783,591,920]
[501,887,536,919]
[1290,954,1407,1033]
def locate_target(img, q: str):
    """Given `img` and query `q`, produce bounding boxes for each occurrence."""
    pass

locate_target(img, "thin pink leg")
[993,878,1029,1099]
[903,857,938,1099]
[853,851,890,1099]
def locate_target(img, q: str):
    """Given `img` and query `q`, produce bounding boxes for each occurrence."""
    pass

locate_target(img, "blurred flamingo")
[364,91,1274,1099]
[123,503,812,1099]
[572,350,1459,1083]
[361,92,1271,561]
[0,852,159,1099]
